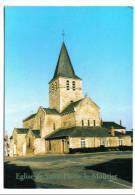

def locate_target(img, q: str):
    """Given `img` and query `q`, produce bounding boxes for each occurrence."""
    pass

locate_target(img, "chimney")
[111,126,115,136]
[120,120,122,126]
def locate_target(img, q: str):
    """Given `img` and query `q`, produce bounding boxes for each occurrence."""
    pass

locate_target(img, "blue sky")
[5,6,133,135]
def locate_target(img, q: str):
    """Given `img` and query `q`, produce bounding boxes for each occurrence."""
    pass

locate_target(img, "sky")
[5,6,133,136]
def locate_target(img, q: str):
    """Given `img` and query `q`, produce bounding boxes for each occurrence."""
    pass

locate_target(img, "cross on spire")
[62,30,65,41]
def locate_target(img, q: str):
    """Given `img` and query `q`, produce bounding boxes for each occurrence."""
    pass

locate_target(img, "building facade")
[10,42,132,156]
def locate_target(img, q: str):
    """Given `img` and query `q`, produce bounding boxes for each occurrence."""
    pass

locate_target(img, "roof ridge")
[23,113,36,122]
[61,98,84,115]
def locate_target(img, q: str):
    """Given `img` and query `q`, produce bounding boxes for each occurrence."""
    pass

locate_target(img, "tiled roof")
[49,42,81,83]
[23,113,36,122]
[45,126,115,140]
[15,128,29,134]
[102,122,125,129]
[31,130,40,138]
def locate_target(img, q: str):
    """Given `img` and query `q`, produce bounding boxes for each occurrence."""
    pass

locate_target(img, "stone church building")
[10,42,131,156]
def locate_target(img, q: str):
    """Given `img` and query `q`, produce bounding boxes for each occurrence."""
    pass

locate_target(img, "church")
[10,41,132,156]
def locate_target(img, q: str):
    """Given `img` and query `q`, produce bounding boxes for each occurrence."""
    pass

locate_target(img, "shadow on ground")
[85,158,132,182]
[4,161,71,188]
[4,161,36,188]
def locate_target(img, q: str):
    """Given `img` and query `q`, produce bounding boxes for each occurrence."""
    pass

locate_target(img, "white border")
[0,0,135,6]
[0,0,134,194]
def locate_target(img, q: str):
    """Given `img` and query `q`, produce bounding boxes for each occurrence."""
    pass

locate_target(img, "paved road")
[4,151,132,189]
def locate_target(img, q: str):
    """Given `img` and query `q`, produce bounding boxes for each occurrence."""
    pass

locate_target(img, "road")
[4,151,132,189]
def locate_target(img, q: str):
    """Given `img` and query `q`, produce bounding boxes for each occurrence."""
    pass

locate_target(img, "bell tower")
[49,42,84,113]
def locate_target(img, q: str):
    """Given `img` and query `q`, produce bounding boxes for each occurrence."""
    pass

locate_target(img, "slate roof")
[61,99,83,115]
[43,108,60,115]
[31,130,40,138]
[102,122,125,129]
[61,97,99,115]
[15,128,29,134]
[45,126,114,140]
[23,113,36,122]
[126,131,133,137]
[50,42,81,82]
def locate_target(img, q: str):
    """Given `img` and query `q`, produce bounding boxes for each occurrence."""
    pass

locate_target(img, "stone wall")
[75,97,101,127]
[26,130,35,154]
[69,137,101,148]
[34,138,45,154]
[23,117,35,129]
[41,114,61,138]
[49,77,83,113]
[69,135,132,149]
[16,134,27,156]
[61,112,76,129]
[33,108,45,130]
[45,139,63,153]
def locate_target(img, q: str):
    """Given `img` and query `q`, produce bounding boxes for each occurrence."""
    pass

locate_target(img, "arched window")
[28,137,31,148]
[51,83,54,92]
[72,81,76,90]
[53,123,55,130]
[66,80,69,90]
[54,82,57,91]
[39,117,42,129]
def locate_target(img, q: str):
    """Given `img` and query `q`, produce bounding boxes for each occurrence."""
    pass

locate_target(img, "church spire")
[51,42,81,81]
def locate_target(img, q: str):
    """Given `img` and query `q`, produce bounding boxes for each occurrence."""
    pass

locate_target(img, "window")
[49,141,51,150]
[82,120,84,127]
[88,120,90,126]
[54,82,57,91]
[81,138,85,148]
[119,139,124,146]
[72,81,76,91]
[105,140,109,147]
[53,123,55,130]
[93,120,96,127]
[51,83,54,92]
[66,80,69,90]
[39,117,42,129]
[28,138,30,147]
[100,138,106,146]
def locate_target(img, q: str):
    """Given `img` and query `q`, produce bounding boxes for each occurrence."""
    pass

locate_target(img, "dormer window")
[66,80,69,90]
[72,81,76,90]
